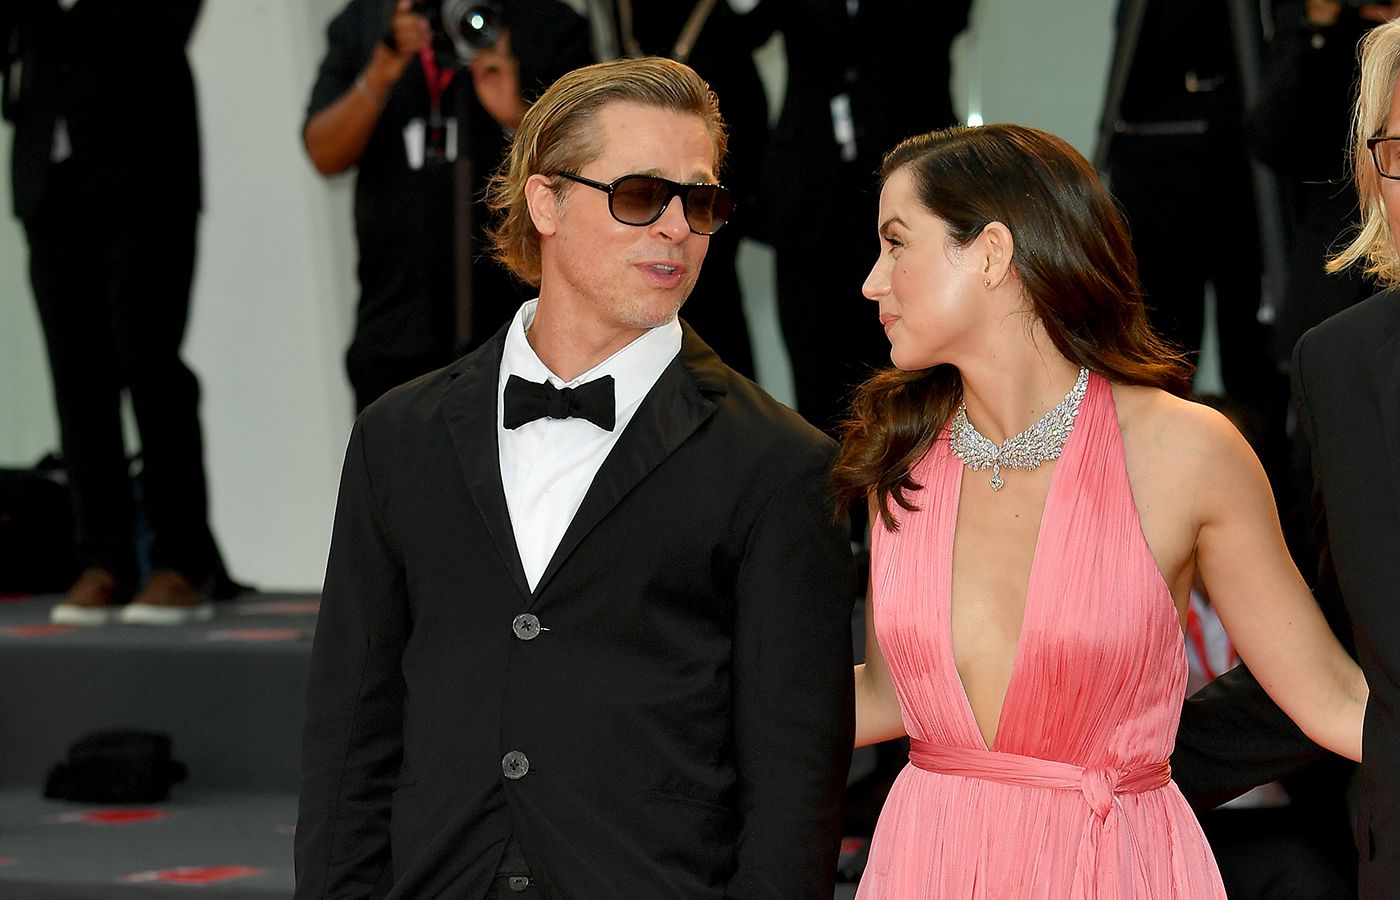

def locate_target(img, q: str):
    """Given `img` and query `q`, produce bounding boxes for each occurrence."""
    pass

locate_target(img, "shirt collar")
[499,299,682,413]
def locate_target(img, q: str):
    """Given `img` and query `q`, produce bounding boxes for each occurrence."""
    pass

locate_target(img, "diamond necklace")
[948,367,1090,491]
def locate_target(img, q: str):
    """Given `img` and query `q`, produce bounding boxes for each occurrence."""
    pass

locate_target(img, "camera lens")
[442,0,502,58]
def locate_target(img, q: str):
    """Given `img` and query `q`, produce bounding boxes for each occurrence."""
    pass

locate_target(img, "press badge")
[403,117,457,170]
[404,118,426,169]
[831,94,857,162]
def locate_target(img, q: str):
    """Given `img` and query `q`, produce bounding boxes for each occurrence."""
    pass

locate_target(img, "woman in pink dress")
[831,123,1367,897]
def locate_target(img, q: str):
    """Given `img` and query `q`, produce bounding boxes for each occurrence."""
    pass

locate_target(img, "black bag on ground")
[44,730,188,803]
[0,454,79,594]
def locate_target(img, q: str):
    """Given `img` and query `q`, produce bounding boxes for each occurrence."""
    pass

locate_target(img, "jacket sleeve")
[304,0,367,130]
[727,437,855,899]
[295,418,411,899]
[1172,663,1326,811]
[1244,1,1363,179]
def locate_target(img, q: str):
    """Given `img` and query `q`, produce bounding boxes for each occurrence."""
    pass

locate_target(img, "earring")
[983,278,991,287]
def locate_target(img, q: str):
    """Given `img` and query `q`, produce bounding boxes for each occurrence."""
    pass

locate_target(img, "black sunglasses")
[556,172,733,235]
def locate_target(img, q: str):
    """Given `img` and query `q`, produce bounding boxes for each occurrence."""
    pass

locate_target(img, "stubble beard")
[612,270,699,330]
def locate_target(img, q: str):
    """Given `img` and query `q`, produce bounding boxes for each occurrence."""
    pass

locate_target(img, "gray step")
[0,594,315,793]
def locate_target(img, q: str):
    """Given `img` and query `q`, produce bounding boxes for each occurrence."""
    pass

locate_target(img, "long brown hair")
[831,124,1191,528]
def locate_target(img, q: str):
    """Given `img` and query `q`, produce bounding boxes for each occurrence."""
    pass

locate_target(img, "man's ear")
[978,220,1015,288]
[524,173,560,237]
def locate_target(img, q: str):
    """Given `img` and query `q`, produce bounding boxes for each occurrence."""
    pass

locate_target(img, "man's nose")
[650,196,692,240]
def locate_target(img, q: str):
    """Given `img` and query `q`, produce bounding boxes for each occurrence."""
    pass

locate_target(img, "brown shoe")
[118,569,213,626]
[50,568,127,626]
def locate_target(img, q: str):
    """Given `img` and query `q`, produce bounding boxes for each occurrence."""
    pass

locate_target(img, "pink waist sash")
[907,739,1173,898]
[907,739,1171,820]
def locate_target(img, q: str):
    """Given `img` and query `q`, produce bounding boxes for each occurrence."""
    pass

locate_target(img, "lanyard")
[418,45,456,118]
[1185,603,1236,683]
[616,0,721,64]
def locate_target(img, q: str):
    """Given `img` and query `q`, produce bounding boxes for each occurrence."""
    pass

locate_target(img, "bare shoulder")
[1112,382,1247,447]
[1109,383,1265,513]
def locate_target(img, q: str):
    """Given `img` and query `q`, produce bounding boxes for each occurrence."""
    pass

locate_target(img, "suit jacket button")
[502,750,530,780]
[511,613,541,640]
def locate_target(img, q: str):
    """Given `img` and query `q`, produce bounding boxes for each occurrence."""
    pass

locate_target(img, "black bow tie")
[503,374,616,431]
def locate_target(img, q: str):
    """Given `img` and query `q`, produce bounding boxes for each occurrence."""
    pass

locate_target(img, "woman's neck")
[956,332,1082,443]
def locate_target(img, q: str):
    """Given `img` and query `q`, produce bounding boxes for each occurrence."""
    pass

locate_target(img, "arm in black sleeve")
[1246,2,1365,178]
[727,437,856,899]
[1173,664,1328,812]
[306,2,369,128]
[295,419,411,898]
[109,0,202,56]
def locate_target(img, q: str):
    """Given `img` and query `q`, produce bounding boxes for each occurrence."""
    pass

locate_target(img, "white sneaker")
[117,569,213,627]
[117,601,214,626]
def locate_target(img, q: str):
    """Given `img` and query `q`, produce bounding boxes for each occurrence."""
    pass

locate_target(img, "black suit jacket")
[1172,290,1400,896]
[1,0,202,225]
[295,322,856,899]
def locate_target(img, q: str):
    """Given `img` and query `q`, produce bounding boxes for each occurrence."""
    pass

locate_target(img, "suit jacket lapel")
[532,326,731,598]
[440,328,532,601]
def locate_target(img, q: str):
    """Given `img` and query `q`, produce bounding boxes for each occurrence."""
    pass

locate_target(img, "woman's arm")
[855,497,908,747]
[1191,408,1366,762]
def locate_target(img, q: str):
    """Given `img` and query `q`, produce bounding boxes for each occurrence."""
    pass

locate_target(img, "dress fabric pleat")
[856,374,1226,898]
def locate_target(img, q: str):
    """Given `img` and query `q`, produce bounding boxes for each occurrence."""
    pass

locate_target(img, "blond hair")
[485,57,727,287]
[1329,20,1400,284]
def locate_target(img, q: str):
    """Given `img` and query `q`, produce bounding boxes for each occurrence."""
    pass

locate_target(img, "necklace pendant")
[989,466,1005,492]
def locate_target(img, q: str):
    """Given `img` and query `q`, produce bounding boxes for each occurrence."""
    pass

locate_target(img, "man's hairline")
[532,98,724,191]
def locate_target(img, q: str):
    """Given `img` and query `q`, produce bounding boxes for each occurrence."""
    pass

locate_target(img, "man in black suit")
[1172,18,1400,897]
[295,56,856,899]
[1,0,218,624]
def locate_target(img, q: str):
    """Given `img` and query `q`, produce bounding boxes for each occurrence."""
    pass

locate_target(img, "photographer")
[304,0,592,411]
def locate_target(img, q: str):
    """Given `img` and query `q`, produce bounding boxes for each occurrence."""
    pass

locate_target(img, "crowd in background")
[2,0,1393,895]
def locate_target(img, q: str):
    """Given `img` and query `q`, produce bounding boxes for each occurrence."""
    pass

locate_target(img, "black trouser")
[24,161,213,585]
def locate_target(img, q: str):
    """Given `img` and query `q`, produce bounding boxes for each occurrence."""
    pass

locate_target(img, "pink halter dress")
[857,373,1226,899]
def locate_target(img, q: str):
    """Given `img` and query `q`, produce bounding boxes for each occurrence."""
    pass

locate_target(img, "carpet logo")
[1,624,79,637]
[55,808,173,825]
[203,628,309,642]
[121,865,266,885]
[234,599,320,616]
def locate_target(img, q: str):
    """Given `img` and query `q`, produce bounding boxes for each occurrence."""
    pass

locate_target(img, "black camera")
[411,0,504,65]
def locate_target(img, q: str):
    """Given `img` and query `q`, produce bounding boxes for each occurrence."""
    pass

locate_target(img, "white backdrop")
[0,0,1114,590]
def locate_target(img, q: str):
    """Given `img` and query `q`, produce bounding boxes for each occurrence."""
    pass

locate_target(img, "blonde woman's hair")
[485,57,727,287]
[1329,20,1400,284]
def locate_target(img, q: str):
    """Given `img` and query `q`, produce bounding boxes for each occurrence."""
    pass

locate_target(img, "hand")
[1358,2,1400,24]
[1306,0,1342,26]
[365,0,431,93]
[386,0,432,58]
[468,30,526,132]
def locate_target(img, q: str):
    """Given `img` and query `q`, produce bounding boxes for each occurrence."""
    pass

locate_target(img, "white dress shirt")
[497,299,682,590]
